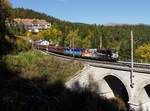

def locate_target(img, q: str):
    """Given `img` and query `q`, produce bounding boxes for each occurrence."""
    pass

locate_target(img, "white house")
[35,40,50,46]
[40,40,50,46]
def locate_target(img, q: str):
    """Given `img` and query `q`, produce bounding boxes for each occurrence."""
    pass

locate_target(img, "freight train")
[35,44,119,62]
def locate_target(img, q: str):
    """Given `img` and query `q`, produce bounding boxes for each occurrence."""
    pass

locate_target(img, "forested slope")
[13,8,150,62]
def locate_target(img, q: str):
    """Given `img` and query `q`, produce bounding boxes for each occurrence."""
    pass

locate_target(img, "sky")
[10,0,150,25]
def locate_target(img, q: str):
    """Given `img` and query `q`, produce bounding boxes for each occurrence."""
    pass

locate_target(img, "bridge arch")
[134,81,150,104]
[145,84,150,98]
[99,73,131,103]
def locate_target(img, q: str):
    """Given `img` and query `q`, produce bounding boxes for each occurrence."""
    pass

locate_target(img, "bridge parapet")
[89,62,150,74]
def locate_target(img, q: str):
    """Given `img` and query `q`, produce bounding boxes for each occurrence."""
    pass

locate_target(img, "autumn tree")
[37,28,62,45]
[135,44,150,63]
[25,31,32,39]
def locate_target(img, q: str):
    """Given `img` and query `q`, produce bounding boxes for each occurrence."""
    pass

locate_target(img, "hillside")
[13,8,150,62]
[13,8,88,26]
[13,8,61,25]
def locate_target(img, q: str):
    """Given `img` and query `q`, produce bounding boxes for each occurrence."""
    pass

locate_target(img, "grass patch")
[3,50,83,83]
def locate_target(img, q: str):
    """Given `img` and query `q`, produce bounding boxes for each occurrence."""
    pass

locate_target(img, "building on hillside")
[14,18,51,32]
[34,40,50,46]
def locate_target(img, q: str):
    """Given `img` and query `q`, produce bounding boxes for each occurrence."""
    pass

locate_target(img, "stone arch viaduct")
[66,62,150,111]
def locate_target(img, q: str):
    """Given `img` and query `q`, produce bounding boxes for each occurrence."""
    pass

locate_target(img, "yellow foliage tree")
[37,28,62,45]
[31,34,44,41]
[135,44,150,63]
[25,32,32,39]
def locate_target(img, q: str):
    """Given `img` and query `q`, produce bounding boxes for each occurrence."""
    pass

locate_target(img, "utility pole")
[99,36,102,49]
[72,36,75,58]
[130,30,134,88]
[70,39,72,48]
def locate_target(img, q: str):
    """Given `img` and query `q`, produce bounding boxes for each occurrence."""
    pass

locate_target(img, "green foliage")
[82,30,94,48]
[3,50,83,82]
[119,40,131,61]
[0,0,13,28]
[0,0,15,55]
[0,0,14,35]
[15,38,31,52]
[65,29,82,48]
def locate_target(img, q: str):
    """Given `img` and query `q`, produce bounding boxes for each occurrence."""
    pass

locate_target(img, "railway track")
[119,61,150,69]
[40,49,150,70]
